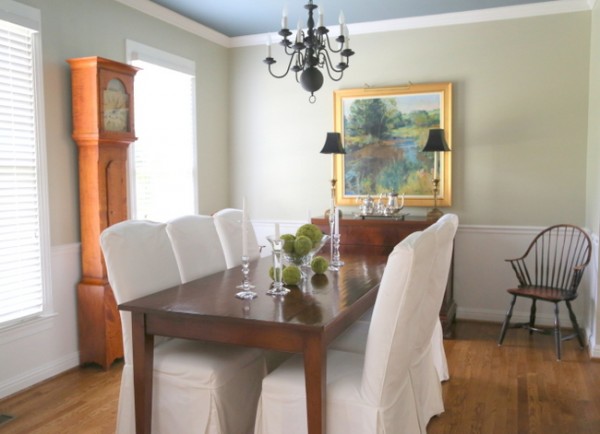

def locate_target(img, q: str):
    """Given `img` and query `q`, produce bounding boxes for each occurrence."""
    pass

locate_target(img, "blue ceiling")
[150,0,556,37]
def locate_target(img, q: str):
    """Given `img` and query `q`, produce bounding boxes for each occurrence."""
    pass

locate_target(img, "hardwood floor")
[0,361,121,434]
[429,321,600,434]
[1,321,599,433]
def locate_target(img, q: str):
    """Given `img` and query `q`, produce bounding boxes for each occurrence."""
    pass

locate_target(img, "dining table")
[119,252,388,434]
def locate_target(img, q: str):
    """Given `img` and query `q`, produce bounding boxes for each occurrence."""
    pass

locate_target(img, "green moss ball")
[311,256,329,274]
[281,234,296,254]
[282,265,302,285]
[296,223,323,247]
[294,235,313,256]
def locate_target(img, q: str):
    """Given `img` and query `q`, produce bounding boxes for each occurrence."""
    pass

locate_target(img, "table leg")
[304,335,326,434]
[131,312,154,434]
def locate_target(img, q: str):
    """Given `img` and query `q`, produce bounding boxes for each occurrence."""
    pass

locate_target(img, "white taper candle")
[281,6,288,29]
[242,197,248,257]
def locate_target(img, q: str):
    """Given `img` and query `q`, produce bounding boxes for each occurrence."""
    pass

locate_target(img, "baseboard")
[589,344,600,360]
[0,352,80,400]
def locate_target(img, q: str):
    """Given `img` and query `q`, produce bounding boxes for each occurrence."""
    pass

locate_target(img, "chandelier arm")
[266,53,297,79]
[323,62,345,82]
[318,50,344,77]
[322,32,344,54]
[321,53,347,82]
[283,43,296,56]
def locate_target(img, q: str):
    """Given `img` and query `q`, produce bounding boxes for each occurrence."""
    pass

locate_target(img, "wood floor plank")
[0,362,120,434]
[1,321,599,433]
[429,321,600,434]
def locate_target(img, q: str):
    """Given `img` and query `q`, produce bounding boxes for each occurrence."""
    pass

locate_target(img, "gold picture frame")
[333,82,452,208]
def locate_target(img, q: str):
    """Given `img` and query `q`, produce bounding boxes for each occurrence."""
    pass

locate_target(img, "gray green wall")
[230,12,591,226]
[18,0,231,246]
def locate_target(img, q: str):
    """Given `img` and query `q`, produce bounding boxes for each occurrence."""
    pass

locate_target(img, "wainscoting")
[0,244,81,399]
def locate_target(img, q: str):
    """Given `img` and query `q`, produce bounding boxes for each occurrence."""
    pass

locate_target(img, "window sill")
[0,312,58,345]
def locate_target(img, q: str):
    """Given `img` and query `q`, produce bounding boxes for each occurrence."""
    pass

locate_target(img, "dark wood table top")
[120,253,388,350]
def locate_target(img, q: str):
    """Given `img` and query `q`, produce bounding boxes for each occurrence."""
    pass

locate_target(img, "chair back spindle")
[508,225,591,294]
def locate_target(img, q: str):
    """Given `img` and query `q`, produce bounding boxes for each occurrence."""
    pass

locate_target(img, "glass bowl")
[283,235,330,272]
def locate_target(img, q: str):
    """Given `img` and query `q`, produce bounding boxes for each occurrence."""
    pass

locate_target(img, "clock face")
[103,78,129,132]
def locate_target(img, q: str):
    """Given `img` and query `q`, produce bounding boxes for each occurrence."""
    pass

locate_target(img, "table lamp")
[320,132,346,269]
[320,132,346,214]
[422,128,451,221]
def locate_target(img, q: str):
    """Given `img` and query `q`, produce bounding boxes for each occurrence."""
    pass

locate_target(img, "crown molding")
[346,0,591,37]
[116,0,592,49]
[114,0,230,46]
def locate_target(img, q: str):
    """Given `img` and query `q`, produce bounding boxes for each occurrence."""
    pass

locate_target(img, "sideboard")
[311,216,456,337]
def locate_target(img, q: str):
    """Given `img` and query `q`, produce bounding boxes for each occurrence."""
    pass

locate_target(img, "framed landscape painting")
[333,82,452,208]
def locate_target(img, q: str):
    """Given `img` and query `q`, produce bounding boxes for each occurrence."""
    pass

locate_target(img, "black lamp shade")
[320,132,346,154]
[422,129,450,152]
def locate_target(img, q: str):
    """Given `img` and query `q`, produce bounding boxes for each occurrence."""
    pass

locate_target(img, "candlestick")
[275,222,280,239]
[329,233,344,271]
[267,236,289,296]
[235,255,257,299]
[334,207,340,236]
[330,204,344,270]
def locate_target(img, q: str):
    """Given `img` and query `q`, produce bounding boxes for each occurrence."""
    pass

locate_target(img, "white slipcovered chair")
[213,208,261,268]
[254,225,443,434]
[166,214,228,283]
[166,214,288,373]
[330,214,458,383]
[100,220,265,434]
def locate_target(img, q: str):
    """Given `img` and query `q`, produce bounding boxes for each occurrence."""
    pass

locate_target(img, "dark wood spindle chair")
[497,224,592,361]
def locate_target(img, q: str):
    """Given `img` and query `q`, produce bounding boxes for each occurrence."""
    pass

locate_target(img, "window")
[126,41,197,221]
[0,1,51,327]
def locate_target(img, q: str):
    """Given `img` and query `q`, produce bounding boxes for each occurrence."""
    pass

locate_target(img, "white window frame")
[0,0,53,333]
[125,40,198,219]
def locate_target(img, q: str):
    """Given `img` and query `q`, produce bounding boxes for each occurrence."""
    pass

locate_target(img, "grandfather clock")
[67,56,139,369]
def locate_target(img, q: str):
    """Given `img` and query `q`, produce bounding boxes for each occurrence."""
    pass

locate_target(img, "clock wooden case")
[67,56,139,369]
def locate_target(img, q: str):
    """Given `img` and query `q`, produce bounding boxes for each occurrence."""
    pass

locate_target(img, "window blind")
[0,19,45,325]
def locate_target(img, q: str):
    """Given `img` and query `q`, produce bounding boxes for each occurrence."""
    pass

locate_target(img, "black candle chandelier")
[263,0,355,103]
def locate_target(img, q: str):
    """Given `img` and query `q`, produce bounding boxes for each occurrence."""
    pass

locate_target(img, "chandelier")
[263,0,355,103]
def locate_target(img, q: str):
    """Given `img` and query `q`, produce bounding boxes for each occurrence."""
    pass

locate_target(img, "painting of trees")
[342,93,441,198]
[334,83,452,208]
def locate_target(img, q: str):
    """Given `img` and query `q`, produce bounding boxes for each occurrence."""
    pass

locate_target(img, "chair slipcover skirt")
[117,338,264,434]
[254,350,421,434]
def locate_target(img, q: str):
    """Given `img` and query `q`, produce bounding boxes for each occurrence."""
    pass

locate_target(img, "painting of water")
[333,83,453,208]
